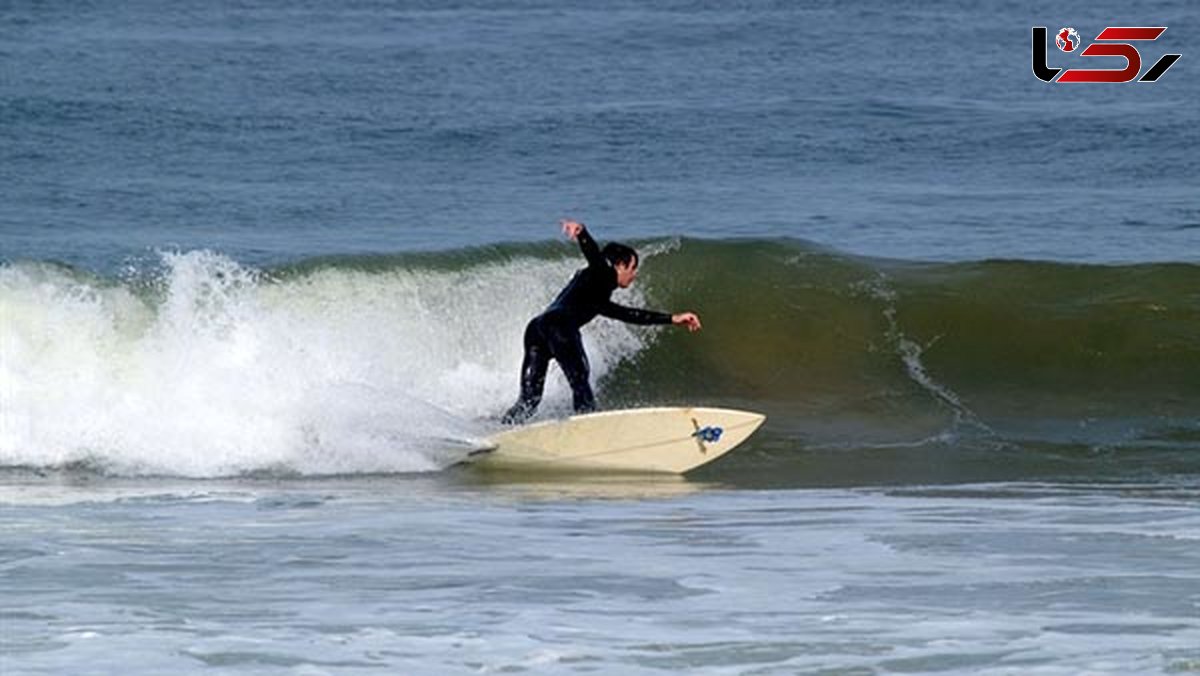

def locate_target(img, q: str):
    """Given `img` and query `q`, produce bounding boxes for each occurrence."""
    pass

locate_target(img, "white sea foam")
[0,250,647,476]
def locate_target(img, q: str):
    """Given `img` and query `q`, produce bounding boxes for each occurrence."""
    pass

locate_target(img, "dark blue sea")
[3,1,1199,673]
[4,0,1198,268]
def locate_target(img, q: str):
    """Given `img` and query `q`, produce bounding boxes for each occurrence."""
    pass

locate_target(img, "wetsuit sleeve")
[576,226,607,269]
[599,301,673,325]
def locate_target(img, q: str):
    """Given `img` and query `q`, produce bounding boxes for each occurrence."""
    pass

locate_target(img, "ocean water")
[3,0,1199,673]
[5,479,1199,675]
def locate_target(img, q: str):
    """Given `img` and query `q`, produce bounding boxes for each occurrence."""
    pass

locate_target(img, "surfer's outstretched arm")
[600,302,703,332]
[599,301,672,325]
[561,219,606,268]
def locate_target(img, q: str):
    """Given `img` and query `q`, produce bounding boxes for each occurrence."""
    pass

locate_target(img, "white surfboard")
[469,407,765,474]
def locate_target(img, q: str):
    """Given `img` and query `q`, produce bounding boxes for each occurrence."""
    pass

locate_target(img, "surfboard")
[469,407,765,474]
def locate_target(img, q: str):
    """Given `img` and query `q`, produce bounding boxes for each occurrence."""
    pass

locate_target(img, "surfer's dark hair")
[603,242,638,268]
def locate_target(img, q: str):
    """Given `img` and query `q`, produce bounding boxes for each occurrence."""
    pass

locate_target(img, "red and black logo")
[1033,26,1181,83]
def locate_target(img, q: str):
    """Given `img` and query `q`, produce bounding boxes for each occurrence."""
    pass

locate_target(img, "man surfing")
[501,219,702,424]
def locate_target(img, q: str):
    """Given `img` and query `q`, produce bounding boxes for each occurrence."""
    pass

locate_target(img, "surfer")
[501,219,702,424]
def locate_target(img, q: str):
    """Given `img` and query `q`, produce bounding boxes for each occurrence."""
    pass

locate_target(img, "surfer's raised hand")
[672,312,702,332]
[561,219,585,240]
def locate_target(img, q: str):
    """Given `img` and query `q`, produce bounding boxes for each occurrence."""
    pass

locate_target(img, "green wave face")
[598,240,1200,448]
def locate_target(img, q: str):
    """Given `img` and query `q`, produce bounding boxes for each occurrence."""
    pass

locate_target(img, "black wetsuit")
[501,228,672,424]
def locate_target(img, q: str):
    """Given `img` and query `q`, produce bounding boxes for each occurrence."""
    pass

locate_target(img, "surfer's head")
[603,243,639,288]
